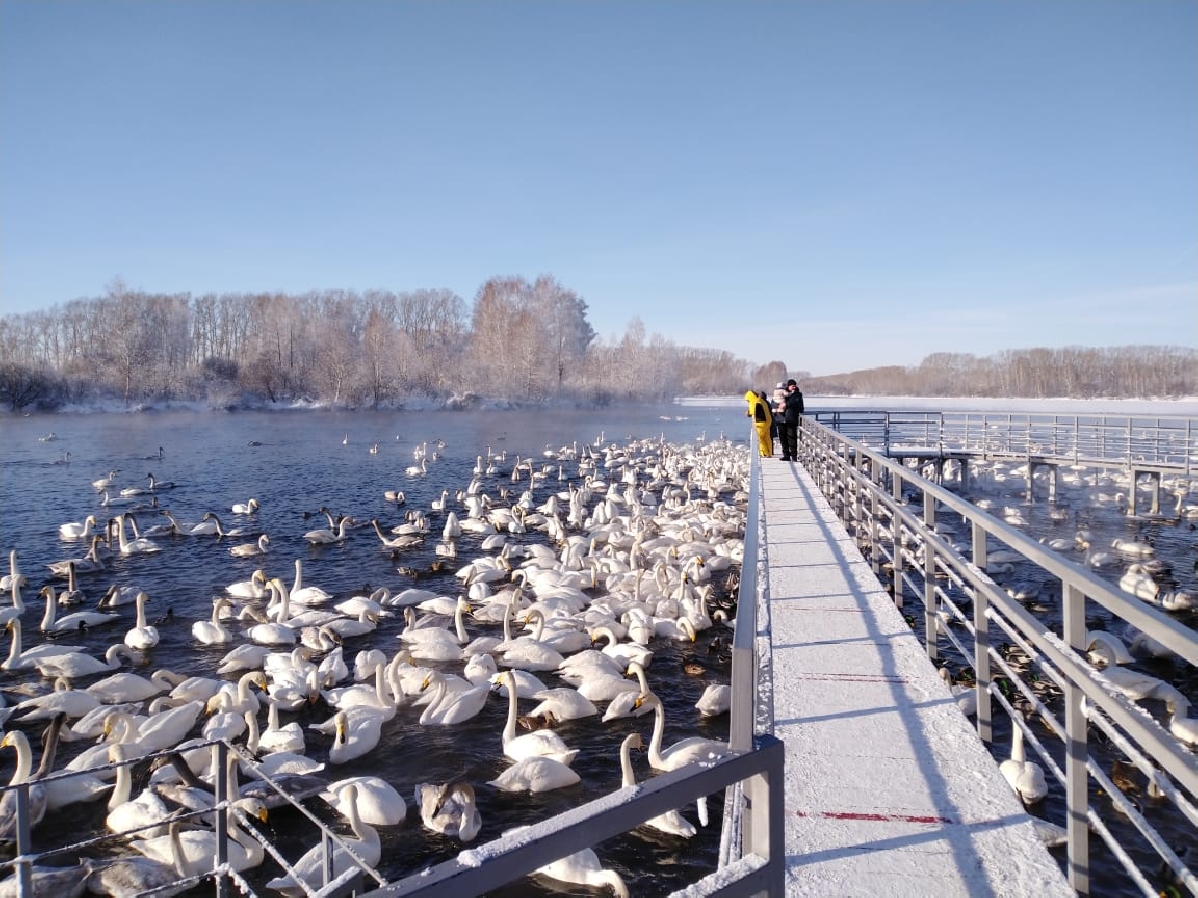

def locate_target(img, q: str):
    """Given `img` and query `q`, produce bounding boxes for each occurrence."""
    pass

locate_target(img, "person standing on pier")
[744,390,774,458]
[771,382,788,453]
[780,378,804,461]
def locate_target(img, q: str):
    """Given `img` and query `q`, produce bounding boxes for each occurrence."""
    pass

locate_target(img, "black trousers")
[783,421,799,459]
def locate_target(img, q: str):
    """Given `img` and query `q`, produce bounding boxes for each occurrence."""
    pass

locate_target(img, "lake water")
[1,398,1194,896]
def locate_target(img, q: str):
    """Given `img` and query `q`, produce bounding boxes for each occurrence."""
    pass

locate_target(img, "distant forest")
[0,278,1193,411]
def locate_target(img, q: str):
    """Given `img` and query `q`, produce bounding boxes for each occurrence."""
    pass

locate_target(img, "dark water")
[0,405,740,896]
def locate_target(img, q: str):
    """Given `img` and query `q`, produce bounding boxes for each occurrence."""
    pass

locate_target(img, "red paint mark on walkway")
[796,810,953,825]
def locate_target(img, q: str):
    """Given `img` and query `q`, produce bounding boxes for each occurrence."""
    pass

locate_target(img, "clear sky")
[1,1,1195,376]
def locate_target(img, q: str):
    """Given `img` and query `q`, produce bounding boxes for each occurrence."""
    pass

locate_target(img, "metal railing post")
[1062,582,1091,894]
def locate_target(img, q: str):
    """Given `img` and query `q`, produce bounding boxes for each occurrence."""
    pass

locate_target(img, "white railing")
[796,418,1198,896]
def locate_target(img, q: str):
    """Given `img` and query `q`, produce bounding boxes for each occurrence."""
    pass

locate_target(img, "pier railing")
[795,417,1198,896]
[809,409,1195,474]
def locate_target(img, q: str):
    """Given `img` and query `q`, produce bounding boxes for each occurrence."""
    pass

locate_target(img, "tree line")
[0,277,761,411]
[0,278,1191,411]
[801,347,1196,400]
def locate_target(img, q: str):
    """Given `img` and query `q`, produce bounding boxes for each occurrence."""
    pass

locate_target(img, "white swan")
[123,591,160,650]
[231,498,260,515]
[31,643,141,679]
[405,457,429,476]
[131,798,268,872]
[93,469,120,490]
[14,676,101,720]
[106,743,172,838]
[636,690,732,825]
[418,671,489,725]
[324,709,383,763]
[59,514,99,540]
[518,823,628,897]
[87,824,193,895]
[938,668,977,718]
[500,671,578,765]
[226,568,269,599]
[304,517,354,545]
[414,781,481,841]
[1165,695,1198,747]
[266,783,381,895]
[289,560,332,605]
[114,514,162,555]
[258,697,306,755]
[999,719,1048,804]
[527,687,598,722]
[0,729,49,841]
[619,732,695,837]
[601,661,653,721]
[1087,640,1178,701]
[3,618,85,670]
[322,775,406,826]
[39,585,121,632]
[230,534,270,558]
[488,755,580,793]
[694,683,732,717]
[86,668,176,704]
[192,597,234,645]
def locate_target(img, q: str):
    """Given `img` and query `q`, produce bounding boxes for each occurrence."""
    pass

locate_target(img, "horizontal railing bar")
[365,737,783,897]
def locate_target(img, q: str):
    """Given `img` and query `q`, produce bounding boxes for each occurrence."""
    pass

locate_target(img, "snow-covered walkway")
[759,459,1073,896]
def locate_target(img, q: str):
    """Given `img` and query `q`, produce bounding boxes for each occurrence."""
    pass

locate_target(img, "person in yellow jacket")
[744,390,774,458]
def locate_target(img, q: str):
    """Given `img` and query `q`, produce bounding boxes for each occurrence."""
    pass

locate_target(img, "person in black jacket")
[780,378,805,461]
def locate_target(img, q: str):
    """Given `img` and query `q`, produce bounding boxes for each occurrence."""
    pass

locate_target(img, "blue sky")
[1,1,1194,376]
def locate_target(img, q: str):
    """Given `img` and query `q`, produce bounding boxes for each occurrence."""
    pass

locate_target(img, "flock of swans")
[1,430,750,896]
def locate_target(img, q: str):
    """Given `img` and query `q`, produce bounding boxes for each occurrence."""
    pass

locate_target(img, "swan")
[695,683,733,717]
[418,671,489,725]
[14,676,101,720]
[289,560,332,605]
[406,457,429,476]
[93,469,120,490]
[123,591,160,650]
[0,729,49,842]
[414,781,481,841]
[518,824,629,897]
[131,798,268,872]
[384,488,407,503]
[3,618,85,670]
[1118,563,1158,601]
[192,597,234,645]
[999,719,1048,804]
[324,709,383,763]
[0,549,26,593]
[499,671,578,765]
[114,514,162,555]
[488,755,581,793]
[226,568,269,599]
[1087,640,1178,701]
[636,690,732,824]
[1112,537,1154,557]
[31,643,141,679]
[266,783,381,896]
[231,498,260,515]
[230,534,270,558]
[0,862,93,897]
[619,732,695,837]
[527,687,598,722]
[939,667,977,717]
[39,584,121,632]
[601,661,654,721]
[304,517,354,544]
[87,825,193,897]
[59,514,99,540]
[106,743,173,838]
[258,697,306,755]
[1165,695,1198,747]
[322,775,406,826]
[86,668,176,704]
[132,698,205,753]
